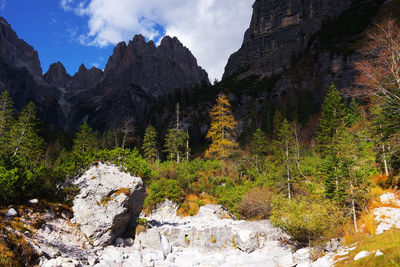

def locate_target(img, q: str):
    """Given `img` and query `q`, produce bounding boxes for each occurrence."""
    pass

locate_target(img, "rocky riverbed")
[2,163,350,266]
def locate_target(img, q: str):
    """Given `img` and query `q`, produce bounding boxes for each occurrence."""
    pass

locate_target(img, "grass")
[0,219,39,266]
[336,229,400,267]
[177,193,217,217]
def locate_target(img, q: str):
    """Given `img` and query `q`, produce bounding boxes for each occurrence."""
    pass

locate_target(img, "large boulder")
[71,163,145,246]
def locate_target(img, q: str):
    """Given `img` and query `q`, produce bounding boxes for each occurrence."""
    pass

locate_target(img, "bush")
[237,187,274,219]
[144,178,184,209]
[56,148,152,183]
[214,182,252,216]
[270,195,346,246]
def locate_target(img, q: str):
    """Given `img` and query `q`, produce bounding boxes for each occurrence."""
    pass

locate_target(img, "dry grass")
[0,218,39,266]
[177,193,217,217]
[115,188,131,196]
[336,229,400,267]
[237,187,273,219]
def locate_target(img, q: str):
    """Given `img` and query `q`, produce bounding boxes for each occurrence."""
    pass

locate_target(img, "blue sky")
[0,0,253,80]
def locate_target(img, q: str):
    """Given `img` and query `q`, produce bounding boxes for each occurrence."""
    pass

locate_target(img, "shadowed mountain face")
[223,0,354,79]
[0,18,63,126]
[0,17,209,131]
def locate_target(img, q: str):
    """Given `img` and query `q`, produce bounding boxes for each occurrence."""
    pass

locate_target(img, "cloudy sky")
[1,0,253,80]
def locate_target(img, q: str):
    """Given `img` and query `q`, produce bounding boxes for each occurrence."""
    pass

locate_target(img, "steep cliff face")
[223,0,354,79]
[0,17,42,77]
[0,16,209,131]
[64,35,209,130]
[0,17,63,125]
[103,35,209,97]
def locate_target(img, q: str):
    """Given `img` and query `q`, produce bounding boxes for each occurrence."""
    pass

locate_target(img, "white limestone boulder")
[70,163,146,246]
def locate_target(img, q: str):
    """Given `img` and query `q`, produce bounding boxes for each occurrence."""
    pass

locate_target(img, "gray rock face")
[66,34,210,130]
[0,17,63,125]
[70,163,146,246]
[223,0,353,78]
[0,16,209,131]
[43,62,71,88]
[0,17,42,76]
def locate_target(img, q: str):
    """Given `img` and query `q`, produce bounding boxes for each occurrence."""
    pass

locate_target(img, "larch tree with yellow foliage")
[205,94,238,159]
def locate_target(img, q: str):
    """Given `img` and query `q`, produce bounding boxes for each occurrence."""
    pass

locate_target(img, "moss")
[135,224,147,235]
[99,196,114,205]
[210,235,217,243]
[231,236,238,249]
[115,188,130,196]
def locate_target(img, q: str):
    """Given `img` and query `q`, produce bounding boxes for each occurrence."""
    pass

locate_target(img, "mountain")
[211,0,387,140]
[0,17,64,126]
[65,34,209,130]
[0,17,209,131]
[223,0,354,79]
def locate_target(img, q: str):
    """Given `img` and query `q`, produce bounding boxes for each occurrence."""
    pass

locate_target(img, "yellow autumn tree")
[205,94,238,159]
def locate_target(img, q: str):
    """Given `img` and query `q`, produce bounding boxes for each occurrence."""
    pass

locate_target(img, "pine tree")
[345,98,361,127]
[251,129,268,157]
[316,84,346,156]
[250,129,269,175]
[6,102,44,168]
[205,94,238,159]
[143,125,159,162]
[73,123,98,153]
[0,91,14,152]
[164,128,188,162]
[274,119,295,199]
[370,104,390,176]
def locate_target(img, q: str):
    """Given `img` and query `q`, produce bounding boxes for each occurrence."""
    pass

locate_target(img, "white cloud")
[60,0,253,80]
[0,0,6,10]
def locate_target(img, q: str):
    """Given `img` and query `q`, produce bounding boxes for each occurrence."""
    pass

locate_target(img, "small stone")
[354,251,371,261]
[87,256,98,265]
[4,208,17,217]
[124,238,134,247]
[42,224,53,234]
[29,199,39,204]
[375,250,384,257]
[115,237,124,247]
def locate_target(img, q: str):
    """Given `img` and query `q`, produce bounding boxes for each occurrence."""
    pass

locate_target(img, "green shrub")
[237,187,274,219]
[144,178,184,209]
[214,182,252,216]
[270,195,346,246]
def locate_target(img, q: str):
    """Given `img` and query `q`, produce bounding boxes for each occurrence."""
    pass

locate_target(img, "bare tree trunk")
[186,130,189,161]
[286,140,291,200]
[350,181,358,232]
[382,143,389,176]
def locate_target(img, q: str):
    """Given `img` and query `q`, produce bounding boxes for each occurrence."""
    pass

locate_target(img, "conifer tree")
[274,119,296,200]
[370,104,390,176]
[164,129,188,162]
[0,91,14,151]
[251,129,268,157]
[6,102,44,168]
[143,125,159,162]
[250,129,269,175]
[205,94,238,159]
[345,98,361,127]
[73,123,98,153]
[316,84,346,155]
[163,102,189,163]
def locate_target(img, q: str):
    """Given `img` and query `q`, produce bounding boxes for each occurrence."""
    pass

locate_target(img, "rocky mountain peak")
[0,17,42,76]
[44,62,70,88]
[223,0,354,79]
[68,63,103,91]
